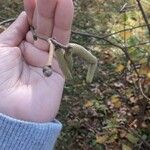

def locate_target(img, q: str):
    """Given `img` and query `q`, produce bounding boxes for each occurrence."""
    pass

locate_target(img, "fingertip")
[55,0,74,29]
[24,0,36,24]
[52,0,74,45]
[37,0,57,18]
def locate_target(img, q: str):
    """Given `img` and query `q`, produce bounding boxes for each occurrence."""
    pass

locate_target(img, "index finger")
[52,0,74,45]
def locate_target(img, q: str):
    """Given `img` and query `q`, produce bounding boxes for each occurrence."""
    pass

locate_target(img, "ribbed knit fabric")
[0,113,62,150]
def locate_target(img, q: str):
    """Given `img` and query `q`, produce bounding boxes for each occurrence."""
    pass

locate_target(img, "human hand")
[0,0,74,122]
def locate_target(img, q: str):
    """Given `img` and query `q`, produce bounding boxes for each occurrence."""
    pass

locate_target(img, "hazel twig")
[43,39,55,77]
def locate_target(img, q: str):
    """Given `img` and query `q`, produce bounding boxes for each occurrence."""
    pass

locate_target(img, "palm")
[0,28,65,123]
[0,45,64,122]
[0,0,74,122]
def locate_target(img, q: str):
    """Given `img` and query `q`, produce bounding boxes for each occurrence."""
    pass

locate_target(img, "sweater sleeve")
[0,113,62,150]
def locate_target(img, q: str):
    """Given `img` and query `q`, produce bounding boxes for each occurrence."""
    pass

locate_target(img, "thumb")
[0,12,29,47]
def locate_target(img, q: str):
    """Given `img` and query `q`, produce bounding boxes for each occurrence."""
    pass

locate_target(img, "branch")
[127,41,150,49]
[102,24,150,39]
[136,0,150,37]
[72,30,150,101]
[1,17,150,44]
[138,78,150,102]
[72,30,124,49]
[123,47,140,77]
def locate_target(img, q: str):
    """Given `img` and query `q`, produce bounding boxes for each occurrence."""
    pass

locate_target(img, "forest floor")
[0,1,150,150]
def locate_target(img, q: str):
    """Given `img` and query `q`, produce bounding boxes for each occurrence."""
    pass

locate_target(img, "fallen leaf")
[96,134,109,144]
[119,130,127,138]
[126,73,138,84]
[139,65,150,78]
[147,72,150,78]
[126,133,139,144]
[122,144,132,150]
[126,89,133,98]
[119,31,133,39]
[131,105,140,115]
[111,95,122,108]
[139,58,147,64]
[84,101,93,108]
[115,64,125,72]
[106,133,118,144]
[129,96,137,104]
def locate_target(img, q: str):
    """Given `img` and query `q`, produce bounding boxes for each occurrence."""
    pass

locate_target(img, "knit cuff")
[0,113,62,150]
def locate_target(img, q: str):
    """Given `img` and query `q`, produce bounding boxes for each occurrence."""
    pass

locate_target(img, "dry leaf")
[131,105,140,115]
[119,31,132,39]
[84,101,93,108]
[106,133,118,144]
[111,95,122,108]
[96,134,109,144]
[115,64,125,73]
[139,58,147,64]
[122,144,132,150]
[126,89,133,98]
[139,65,150,78]
[119,130,127,138]
[147,72,150,78]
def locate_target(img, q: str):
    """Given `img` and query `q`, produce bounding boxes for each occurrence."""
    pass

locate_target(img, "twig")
[0,18,16,26]
[127,41,150,48]
[120,3,128,13]
[1,17,150,44]
[120,3,137,13]
[122,47,140,77]
[74,31,150,101]
[138,78,150,102]
[72,30,125,49]
[72,23,150,39]
[136,0,150,37]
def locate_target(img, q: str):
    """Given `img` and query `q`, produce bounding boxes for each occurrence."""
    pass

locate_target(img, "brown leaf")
[84,101,93,108]
[139,65,150,78]
[96,134,109,144]
[119,31,133,40]
[115,64,125,73]
[122,144,132,150]
[111,95,122,108]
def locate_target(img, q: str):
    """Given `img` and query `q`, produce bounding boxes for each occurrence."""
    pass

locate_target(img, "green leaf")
[126,133,139,144]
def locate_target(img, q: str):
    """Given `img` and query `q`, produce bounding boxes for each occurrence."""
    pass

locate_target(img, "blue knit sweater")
[0,113,62,150]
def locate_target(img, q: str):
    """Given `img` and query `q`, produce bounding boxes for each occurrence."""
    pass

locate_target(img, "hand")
[0,0,74,122]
